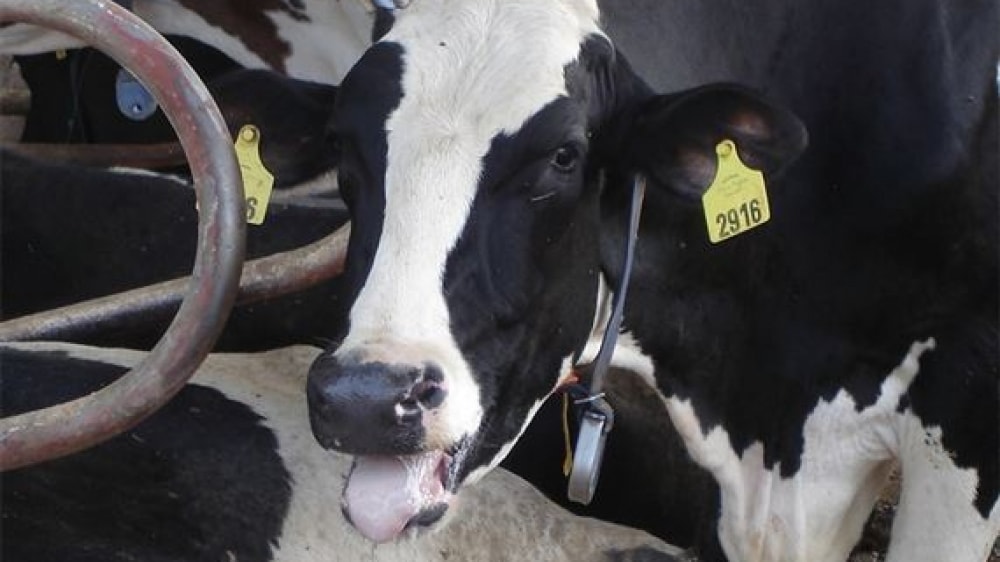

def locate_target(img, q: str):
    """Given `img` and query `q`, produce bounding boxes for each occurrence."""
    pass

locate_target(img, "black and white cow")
[0,0,376,82]
[305,0,999,560]
[1,342,682,561]
[2,0,375,148]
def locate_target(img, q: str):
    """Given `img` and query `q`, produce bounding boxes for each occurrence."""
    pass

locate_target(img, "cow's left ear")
[621,84,807,198]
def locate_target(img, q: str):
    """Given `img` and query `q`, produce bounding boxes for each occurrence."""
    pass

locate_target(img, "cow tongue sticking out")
[344,452,451,542]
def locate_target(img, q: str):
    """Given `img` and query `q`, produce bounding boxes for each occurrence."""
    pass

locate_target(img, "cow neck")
[566,175,646,504]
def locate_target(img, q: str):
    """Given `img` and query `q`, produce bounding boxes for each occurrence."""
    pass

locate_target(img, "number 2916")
[715,199,763,239]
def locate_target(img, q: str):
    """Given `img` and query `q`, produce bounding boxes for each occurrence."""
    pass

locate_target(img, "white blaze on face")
[338,0,603,450]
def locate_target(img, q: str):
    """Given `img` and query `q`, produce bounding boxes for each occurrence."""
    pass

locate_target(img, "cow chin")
[340,446,463,543]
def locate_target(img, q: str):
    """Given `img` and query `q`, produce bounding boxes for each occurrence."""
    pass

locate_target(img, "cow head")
[307,0,806,542]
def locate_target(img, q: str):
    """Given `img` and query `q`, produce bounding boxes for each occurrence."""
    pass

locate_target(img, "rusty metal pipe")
[0,0,246,471]
[0,224,350,342]
[1,141,187,169]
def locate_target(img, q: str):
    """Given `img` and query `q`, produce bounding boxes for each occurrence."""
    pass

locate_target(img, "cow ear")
[624,84,807,198]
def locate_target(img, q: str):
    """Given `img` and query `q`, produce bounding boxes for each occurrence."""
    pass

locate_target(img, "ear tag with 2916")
[701,139,770,243]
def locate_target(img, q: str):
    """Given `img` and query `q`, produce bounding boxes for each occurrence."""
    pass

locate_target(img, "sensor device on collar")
[567,175,646,505]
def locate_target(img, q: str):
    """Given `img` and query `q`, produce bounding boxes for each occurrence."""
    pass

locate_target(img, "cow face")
[306,0,805,542]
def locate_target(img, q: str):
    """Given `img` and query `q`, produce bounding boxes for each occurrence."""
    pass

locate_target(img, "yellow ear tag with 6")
[234,124,274,225]
[701,139,770,244]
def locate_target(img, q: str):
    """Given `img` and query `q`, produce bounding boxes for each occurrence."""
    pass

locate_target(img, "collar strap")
[567,174,646,504]
[579,174,646,399]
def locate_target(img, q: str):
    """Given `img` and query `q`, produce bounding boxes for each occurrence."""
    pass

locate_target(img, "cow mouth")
[342,446,460,543]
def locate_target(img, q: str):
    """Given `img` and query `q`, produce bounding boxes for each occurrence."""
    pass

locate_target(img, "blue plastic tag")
[115,68,158,121]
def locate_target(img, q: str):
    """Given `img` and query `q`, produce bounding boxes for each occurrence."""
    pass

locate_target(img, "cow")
[0,342,685,561]
[2,0,375,151]
[0,0,376,82]
[304,0,999,561]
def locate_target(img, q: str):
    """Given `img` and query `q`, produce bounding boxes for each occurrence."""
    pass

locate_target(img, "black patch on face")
[0,349,291,562]
[439,90,614,481]
[328,42,405,314]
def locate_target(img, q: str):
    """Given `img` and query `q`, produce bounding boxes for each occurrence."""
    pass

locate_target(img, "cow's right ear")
[621,84,807,199]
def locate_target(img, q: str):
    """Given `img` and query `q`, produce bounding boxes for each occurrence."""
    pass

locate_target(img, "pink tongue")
[344,453,447,543]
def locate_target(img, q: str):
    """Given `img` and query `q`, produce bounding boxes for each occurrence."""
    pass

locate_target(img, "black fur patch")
[0,349,292,562]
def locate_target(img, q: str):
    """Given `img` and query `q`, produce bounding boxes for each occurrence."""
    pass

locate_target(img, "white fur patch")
[0,0,372,83]
[338,0,602,452]
[658,338,999,562]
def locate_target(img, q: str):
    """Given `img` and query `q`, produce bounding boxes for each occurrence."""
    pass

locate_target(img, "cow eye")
[550,144,580,173]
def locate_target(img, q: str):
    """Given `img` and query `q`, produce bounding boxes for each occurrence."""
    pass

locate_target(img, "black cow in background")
[1,147,348,350]
[2,3,354,347]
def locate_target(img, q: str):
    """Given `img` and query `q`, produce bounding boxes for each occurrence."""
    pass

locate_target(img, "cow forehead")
[380,0,602,266]
[384,0,601,144]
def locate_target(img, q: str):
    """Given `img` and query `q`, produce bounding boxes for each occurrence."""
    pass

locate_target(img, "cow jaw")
[341,389,557,543]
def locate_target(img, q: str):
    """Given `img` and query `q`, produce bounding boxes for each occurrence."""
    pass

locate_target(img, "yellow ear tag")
[701,139,771,244]
[234,124,274,225]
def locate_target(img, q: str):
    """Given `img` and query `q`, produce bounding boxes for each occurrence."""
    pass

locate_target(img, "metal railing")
[0,0,246,471]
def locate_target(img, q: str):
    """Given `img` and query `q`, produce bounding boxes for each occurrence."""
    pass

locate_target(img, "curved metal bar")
[0,0,246,471]
[0,224,350,342]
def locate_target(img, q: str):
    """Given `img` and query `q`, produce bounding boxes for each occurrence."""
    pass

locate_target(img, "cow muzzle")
[307,353,448,455]
[307,348,471,543]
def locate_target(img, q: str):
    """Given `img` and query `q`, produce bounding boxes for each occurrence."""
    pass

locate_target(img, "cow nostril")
[397,398,421,424]
[414,381,446,409]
